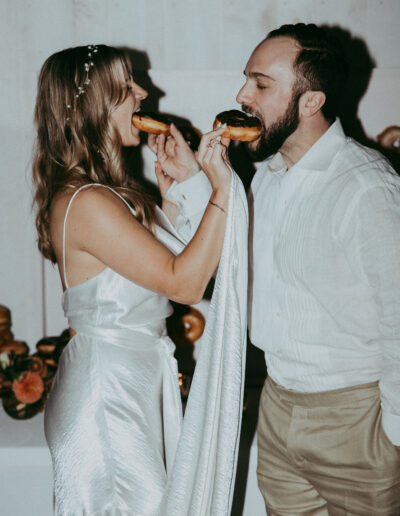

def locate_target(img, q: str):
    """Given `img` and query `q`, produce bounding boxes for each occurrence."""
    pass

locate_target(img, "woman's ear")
[298,90,326,118]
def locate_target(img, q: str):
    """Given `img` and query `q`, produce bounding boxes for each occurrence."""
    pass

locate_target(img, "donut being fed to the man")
[213,109,262,141]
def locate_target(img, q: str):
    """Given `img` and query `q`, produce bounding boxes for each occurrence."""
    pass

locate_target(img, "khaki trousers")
[257,377,400,515]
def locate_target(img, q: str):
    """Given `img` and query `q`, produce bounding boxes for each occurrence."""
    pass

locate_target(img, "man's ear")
[298,90,326,118]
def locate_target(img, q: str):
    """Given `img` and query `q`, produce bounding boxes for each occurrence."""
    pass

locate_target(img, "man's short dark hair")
[267,23,348,122]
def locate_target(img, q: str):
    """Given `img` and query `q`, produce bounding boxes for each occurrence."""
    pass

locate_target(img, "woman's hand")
[196,126,231,195]
[148,123,200,184]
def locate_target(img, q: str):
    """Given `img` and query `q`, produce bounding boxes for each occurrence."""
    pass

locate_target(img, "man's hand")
[148,123,200,183]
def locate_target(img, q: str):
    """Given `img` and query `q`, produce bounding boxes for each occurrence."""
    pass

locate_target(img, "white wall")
[0,0,399,347]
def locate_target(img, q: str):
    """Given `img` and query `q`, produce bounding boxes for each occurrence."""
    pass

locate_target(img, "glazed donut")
[182,307,206,343]
[213,109,262,141]
[377,126,400,153]
[0,340,29,356]
[132,111,171,135]
[36,342,57,355]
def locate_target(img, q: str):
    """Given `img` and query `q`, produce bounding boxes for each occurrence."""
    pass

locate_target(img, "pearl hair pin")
[73,45,98,100]
[65,46,98,123]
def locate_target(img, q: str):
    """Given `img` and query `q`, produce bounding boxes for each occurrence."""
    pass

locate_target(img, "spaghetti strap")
[62,183,134,289]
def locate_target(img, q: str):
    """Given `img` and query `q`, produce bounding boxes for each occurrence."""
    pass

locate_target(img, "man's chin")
[244,137,273,162]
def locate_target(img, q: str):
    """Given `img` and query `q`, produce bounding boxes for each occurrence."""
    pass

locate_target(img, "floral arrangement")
[0,306,70,420]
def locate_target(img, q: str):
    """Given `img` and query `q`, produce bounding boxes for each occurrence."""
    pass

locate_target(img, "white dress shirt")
[249,120,400,445]
[166,119,400,445]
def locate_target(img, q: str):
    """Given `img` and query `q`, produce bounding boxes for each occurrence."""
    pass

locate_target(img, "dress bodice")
[63,266,173,336]
[61,184,184,337]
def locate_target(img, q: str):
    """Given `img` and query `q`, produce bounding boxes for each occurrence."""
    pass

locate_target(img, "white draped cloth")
[163,171,248,515]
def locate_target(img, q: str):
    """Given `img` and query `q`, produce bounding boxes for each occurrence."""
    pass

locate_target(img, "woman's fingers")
[197,125,227,162]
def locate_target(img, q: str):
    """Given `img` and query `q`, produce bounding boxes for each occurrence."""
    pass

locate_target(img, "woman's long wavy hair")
[33,44,156,263]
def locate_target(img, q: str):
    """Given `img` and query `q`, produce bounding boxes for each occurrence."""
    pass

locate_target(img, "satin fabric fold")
[163,172,249,515]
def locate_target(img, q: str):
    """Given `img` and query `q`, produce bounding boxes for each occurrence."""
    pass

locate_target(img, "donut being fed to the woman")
[132,111,171,135]
[213,109,262,141]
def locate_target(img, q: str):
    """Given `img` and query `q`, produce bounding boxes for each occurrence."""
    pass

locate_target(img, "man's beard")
[244,91,300,162]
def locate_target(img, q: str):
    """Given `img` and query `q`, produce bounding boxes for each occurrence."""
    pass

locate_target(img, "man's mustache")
[241,105,264,128]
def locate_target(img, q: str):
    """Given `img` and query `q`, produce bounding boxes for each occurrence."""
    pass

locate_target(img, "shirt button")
[276,311,281,317]
[276,274,280,280]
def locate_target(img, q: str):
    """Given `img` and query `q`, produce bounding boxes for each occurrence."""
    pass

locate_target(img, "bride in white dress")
[32,45,248,516]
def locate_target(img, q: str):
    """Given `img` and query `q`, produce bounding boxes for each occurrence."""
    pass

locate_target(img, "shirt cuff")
[381,409,400,446]
[165,171,212,217]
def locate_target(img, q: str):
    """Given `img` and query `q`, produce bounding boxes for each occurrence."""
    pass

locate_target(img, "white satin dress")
[44,184,184,516]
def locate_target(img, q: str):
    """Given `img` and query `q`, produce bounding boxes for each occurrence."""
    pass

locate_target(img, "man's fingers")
[157,134,168,162]
[147,134,158,153]
[165,135,176,157]
[169,123,188,146]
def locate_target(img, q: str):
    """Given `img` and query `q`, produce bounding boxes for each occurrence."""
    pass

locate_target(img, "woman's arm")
[54,127,230,306]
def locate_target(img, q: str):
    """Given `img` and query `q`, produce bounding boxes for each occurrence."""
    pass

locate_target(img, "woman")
[32,44,232,515]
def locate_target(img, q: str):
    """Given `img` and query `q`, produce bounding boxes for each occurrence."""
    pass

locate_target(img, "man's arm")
[343,181,400,448]
[164,171,212,242]
[148,124,217,242]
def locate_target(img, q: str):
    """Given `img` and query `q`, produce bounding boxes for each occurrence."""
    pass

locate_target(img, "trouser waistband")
[266,376,379,407]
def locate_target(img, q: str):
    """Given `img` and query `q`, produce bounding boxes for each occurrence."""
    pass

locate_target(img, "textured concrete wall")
[0,0,399,346]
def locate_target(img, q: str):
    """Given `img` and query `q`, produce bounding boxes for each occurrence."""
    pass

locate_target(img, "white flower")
[0,351,11,369]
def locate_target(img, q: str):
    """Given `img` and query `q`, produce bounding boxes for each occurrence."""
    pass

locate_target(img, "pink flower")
[12,371,44,404]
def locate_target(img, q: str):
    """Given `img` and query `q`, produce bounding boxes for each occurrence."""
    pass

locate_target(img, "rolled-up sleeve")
[165,171,212,243]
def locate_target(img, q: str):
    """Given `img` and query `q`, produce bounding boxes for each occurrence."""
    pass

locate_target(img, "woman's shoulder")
[52,184,130,218]
[50,184,135,244]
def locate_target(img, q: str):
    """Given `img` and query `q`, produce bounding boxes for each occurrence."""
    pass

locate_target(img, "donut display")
[181,308,206,343]
[132,111,171,135]
[377,126,400,153]
[213,109,262,141]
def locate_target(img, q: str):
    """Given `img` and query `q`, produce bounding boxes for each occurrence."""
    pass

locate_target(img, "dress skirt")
[44,327,181,516]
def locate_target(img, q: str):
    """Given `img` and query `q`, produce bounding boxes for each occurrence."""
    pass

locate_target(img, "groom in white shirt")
[151,22,400,516]
[239,23,400,515]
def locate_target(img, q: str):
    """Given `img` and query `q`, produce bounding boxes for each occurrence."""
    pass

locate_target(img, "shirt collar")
[267,118,347,174]
[267,152,287,173]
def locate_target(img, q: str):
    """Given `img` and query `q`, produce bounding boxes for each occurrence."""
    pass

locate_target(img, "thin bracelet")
[209,199,226,214]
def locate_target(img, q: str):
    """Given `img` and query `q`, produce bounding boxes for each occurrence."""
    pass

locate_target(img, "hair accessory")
[74,45,99,99]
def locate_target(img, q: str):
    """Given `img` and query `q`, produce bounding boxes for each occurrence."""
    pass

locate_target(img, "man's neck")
[279,117,332,169]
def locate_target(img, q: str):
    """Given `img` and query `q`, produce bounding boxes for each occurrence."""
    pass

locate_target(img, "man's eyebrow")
[243,71,276,81]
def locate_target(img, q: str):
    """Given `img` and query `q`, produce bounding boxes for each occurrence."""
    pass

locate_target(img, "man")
[241,23,400,515]
[150,22,400,515]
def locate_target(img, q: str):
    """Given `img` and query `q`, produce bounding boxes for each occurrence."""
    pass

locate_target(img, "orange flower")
[12,371,44,404]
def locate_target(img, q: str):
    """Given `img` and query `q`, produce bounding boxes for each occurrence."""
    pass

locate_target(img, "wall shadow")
[119,47,202,204]
[323,25,400,172]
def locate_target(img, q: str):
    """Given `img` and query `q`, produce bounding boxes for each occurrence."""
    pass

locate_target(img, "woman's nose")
[135,85,148,101]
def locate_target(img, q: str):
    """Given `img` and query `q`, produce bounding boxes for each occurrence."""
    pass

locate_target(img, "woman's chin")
[122,135,141,147]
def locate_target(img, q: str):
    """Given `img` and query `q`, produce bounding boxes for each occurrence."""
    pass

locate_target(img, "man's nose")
[236,84,251,106]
